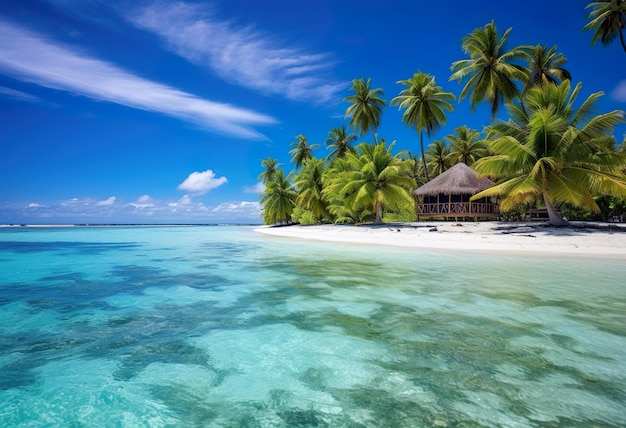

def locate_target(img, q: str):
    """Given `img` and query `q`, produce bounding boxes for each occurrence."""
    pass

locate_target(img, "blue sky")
[1,0,624,224]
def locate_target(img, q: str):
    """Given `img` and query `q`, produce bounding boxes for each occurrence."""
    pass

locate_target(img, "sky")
[1,0,624,224]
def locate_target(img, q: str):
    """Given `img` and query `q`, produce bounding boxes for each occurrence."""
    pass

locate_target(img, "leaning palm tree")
[289,134,319,169]
[344,78,386,138]
[523,44,572,89]
[391,71,455,182]
[258,157,282,185]
[294,157,329,220]
[325,125,357,161]
[425,140,451,178]
[446,125,487,166]
[583,0,626,53]
[324,140,416,224]
[472,80,626,225]
[260,169,297,224]
[450,21,528,120]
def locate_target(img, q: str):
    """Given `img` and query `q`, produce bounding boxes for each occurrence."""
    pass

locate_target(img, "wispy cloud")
[212,201,261,219]
[128,2,345,104]
[0,85,39,102]
[243,182,265,194]
[0,19,277,139]
[178,169,228,195]
[611,80,626,103]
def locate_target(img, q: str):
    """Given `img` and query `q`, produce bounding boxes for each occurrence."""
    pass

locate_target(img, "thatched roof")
[413,163,494,196]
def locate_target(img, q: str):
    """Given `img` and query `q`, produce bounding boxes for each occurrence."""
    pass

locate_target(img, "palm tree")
[425,140,451,177]
[523,44,572,88]
[324,140,415,224]
[294,157,328,220]
[391,71,455,182]
[446,125,486,166]
[583,0,626,53]
[260,169,297,224]
[325,125,357,161]
[344,78,386,138]
[472,81,626,225]
[450,21,528,120]
[289,134,319,169]
[322,156,366,223]
[258,157,282,185]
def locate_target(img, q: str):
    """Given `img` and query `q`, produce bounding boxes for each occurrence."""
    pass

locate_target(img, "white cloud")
[0,19,277,139]
[168,195,194,207]
[212,201,261,220]
[4,195,262,223]
[178,169,227,195]
[611,80,626,102]
[96,196,116,206]
[128,195,155,209]
[0,85,39,102]
[243,182,265,193]
[129,2,345,104]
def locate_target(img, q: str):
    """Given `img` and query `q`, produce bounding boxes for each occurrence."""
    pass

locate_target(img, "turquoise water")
[0,226,625,427]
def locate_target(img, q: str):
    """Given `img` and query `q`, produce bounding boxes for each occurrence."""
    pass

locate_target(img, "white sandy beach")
[255,222,626,258]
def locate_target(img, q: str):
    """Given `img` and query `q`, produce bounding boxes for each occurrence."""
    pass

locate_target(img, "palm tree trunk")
[543,193,567,226]
[374,200,383,224]
[420,132,429,182]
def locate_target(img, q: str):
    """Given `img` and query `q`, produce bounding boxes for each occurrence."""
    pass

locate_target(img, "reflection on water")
[0,226,625,427]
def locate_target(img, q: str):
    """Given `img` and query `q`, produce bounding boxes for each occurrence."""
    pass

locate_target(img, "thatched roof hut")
[413,163,498,220]
[413,163,494,197]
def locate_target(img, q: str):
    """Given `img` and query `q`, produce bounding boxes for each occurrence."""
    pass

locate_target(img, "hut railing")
[418,202,499,218]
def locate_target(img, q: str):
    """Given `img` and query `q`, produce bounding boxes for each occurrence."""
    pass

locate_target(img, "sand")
[254,221,626,258]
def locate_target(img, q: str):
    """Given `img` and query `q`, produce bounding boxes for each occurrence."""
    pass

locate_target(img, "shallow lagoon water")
[0,225,625,427]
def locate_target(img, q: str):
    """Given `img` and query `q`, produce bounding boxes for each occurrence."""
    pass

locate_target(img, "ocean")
[0,225,625,427]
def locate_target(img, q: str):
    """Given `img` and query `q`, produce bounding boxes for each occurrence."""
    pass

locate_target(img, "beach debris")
[429,227,438,232]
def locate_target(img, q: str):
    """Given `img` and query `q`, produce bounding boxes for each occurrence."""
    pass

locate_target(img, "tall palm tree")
[294,157,328,220]
[391,71,455,182]
[289,134,319,169]
[583,0,626,53]
[258,157,282,185]
[425,140,451,177]
[324,140,415,224]
[446,125,486,166]
[450,21,528,120]
[523,44,572,88]
[325,125,357,161]
[260,169,297,224]
[472,81,626,225]
[344,78,386,138]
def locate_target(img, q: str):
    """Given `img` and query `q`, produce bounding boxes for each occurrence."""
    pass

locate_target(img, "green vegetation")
[260,7,626,226]
[472,81,626,225]
[583,0,626,53]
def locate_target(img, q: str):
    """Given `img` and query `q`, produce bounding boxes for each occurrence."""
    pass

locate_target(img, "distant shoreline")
[0,223,262,228]
[255,221,626,259]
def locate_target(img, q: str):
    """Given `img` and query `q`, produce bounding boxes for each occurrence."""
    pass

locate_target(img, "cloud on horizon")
[0,19,277,139]
[96,196,116,206]
[128,1,345,104]
[6,195,261,223]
